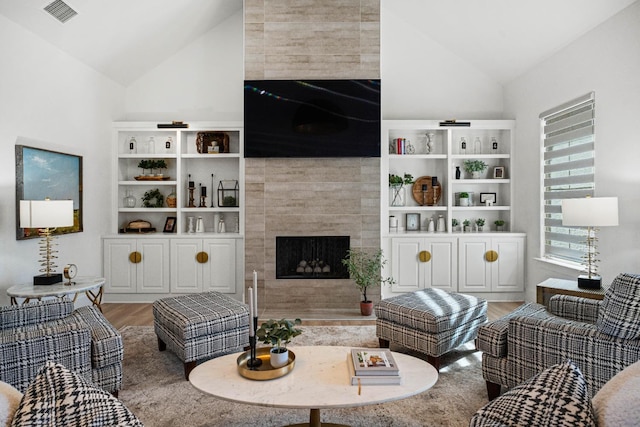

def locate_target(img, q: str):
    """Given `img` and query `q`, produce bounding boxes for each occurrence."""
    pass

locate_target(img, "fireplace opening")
[276,236,350,279]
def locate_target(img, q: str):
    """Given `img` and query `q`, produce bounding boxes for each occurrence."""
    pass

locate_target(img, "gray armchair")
[0,299,123,395]
[478,273,640,400]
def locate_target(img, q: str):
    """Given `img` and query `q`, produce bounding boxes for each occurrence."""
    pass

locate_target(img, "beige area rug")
[118,326,489,427]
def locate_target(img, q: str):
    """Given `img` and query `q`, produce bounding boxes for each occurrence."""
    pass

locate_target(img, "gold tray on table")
[237,347,295,380]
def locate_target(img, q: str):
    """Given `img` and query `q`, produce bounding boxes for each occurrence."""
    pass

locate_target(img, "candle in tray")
[248,287,254,336]
[253,271,258,314]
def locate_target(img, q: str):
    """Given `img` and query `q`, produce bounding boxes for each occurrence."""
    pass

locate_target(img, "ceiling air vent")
[44,0,78,23]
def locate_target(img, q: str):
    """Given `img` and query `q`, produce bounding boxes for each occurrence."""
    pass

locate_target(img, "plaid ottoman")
[376,288,487,371]
[153,292,249,379]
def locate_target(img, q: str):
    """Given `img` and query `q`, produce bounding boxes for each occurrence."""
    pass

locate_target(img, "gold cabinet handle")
[196,252,209,264]
[419,250,431,263]
[485,250,498,262]
[129,251,142,264]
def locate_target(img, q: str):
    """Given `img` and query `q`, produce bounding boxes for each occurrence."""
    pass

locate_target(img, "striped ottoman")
[376,288,487,371]
[153,292,249,379]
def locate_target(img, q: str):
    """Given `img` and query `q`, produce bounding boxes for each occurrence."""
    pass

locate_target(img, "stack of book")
[347,348,401,385]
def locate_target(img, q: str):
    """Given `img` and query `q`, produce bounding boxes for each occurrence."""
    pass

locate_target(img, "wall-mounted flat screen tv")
[244,79,381,158]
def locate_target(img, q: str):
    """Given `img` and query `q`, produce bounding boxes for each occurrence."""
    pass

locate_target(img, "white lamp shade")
[20,200,74,228]
[561,197,619,227]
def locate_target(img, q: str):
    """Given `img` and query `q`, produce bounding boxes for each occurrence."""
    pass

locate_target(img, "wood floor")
[102,301,523,329]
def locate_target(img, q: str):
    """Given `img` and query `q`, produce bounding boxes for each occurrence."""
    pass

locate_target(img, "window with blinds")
[541,92,595,263]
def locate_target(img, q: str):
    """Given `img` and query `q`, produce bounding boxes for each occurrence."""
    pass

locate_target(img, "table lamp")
[561,196,619,289]
[20,199,74,285]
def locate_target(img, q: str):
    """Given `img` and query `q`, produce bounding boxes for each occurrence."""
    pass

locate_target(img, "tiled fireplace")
[244,158,380,313]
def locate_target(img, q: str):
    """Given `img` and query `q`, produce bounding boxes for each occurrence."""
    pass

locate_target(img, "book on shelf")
[350,348,399,376]
[346,354,402,385]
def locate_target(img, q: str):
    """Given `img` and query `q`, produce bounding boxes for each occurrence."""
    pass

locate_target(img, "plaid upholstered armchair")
[0,299,123,395]
[477,273,640,400]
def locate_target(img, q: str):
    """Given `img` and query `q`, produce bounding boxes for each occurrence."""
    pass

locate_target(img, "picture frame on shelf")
[163,216,176,233]
[480,193,497,205]
[406,213,420,231]
[493,166,505,179]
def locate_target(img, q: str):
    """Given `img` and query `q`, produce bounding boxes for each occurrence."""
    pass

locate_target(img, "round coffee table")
[189,345,438,427]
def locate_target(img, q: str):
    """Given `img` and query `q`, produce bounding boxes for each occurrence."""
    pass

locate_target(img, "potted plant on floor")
[463,160,488,179]
[342,248,395,316]
[256,318,302,368]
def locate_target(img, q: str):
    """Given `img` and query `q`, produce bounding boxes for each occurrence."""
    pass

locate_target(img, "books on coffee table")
[350,349,399,376]
[347,349,401,385]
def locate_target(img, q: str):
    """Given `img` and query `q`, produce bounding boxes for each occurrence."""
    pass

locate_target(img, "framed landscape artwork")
[15,145,83,240]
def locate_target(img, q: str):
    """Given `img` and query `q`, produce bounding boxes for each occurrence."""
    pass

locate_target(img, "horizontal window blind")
[541,92,595,263]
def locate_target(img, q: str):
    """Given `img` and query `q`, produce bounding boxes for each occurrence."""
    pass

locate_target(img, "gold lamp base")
[34,273,62,286]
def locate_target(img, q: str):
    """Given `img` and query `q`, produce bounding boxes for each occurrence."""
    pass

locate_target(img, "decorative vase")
[477,226,484,232]
[496,225,504,232]
[472,171,482,179]
[270,348,289,368]
[389,184,405,207]
[360,301,374,316]
[455,166,461,179]
[123,190,136,208]
[459,197,470,207]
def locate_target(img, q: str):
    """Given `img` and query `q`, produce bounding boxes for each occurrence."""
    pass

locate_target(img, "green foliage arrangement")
[476,218,486,227]
[142,188,164,208]
[463,219,471,227]
[342,248,395,302]
[459,192,469,198]
[388,173,414,186]
[494,220,505,226]
[256,318,302,352]
[463,160,488,173]
[452,218,459,227]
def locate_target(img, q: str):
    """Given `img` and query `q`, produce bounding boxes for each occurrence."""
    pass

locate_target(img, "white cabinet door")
[103,238,169,293]
[458,236,524,293]
[171,238,237,294]
[136,239,170,293]
[426,239,457,292]
[171,239,203,293]
[103,239,137,293]
[458,238,492,293]
[203,239,237,293]
[391,237,457,292]
[391,238,423,293]
[491,237,524,292]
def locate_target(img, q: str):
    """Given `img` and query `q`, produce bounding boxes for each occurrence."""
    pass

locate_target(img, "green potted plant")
[494,219,506,232]
[137,159,153,176]
[256,318,302,368]
[342,248,395,316]
[151,159,167,177]
[475,218,486,232]
[459,192,470,206]
[452,218,460,232]
[388,173,414,206]
[463,160,488,178]
[463,219,471,232]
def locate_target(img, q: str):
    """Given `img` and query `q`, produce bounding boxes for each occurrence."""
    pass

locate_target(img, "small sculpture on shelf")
[187,175,196,208]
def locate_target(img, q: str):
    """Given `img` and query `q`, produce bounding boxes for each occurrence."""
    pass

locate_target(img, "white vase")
[472,171,482,179]
[270,348,289,368]
[459,197,470,207]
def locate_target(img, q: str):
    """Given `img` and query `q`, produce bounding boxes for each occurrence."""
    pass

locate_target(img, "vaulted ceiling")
[0,0,636,86]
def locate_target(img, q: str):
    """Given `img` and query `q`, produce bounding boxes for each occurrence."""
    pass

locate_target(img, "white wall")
[381,4,504,119]
[504,1,640,301]
[0,15,124,305]
[124,9,243,122]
